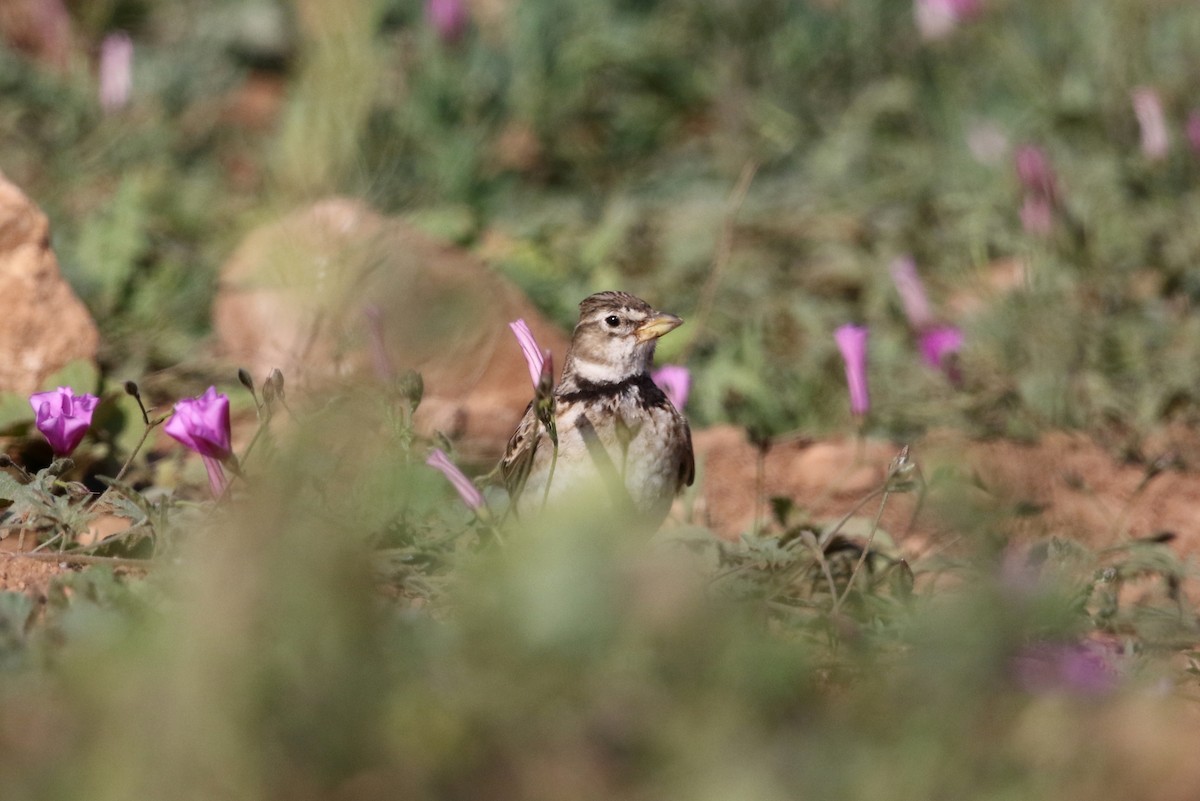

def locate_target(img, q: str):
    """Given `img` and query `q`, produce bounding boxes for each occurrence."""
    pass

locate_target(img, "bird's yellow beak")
[634,312,683,343]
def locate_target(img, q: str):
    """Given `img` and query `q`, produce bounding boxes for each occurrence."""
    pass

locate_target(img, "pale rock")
[0,172,100,394]
[213,197,569,458]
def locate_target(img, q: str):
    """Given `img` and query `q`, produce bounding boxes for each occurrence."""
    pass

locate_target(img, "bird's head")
[563,291,683,384]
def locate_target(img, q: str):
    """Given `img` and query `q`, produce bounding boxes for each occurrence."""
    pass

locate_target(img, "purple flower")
[1014,145,1058,202]
[1186,109,1200,157]
[98,31,133,112]
[915,0,982,40]
[1019,194,1055,236]
[426,0,469,44]
[29,387,100,456]
[509,319,551,391]
[1014,145,1060,235]
[834,324,870,419]
[889,256,934,331]
[426,448,485,511]
[919,325,964,384]
[651,365,691,410]
[1132,87,1169,161]
[164,387,233,498]
[1012,641,1118,696]
[919,325,964,369]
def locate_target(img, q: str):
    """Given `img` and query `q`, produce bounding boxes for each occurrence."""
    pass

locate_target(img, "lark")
[501,291,694,529]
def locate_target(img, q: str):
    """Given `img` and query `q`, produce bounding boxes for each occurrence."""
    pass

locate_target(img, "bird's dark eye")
[604,315,621,328]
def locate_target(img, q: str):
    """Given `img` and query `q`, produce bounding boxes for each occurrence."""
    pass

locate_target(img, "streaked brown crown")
[577,291,655,320]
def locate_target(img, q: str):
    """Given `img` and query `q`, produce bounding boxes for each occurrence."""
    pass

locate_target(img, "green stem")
[832,488,891,616]
[88,414,168,512]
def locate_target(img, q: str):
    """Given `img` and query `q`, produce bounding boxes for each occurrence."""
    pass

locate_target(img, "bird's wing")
[679,416,695,488]
[500,400,541,505]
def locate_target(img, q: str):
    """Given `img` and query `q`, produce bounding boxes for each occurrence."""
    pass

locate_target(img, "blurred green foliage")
[4,0,1200,442]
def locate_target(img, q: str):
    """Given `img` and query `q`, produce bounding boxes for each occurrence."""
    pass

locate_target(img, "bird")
[501,291,694,529]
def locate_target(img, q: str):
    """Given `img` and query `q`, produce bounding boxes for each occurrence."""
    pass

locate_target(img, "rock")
[213,197,570,458]
[0,172,100,395]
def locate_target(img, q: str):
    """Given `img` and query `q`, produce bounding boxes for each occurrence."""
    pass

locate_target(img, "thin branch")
[87,414,169,512]
[832,488,892,615]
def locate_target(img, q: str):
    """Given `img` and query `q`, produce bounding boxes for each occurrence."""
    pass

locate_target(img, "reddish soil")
[692,426,1200,559]
[0,542,69,599]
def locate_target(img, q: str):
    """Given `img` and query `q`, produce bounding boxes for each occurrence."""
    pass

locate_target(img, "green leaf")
[0,471,24,503]
[41,359,100,396]
[0,591,33,668]
[73,173,150,315]
[0,393,31,434]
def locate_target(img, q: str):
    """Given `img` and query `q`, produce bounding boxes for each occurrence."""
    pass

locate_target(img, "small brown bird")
[501,291,694,529]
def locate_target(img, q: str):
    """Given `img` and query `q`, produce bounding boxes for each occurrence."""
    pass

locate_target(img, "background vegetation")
[2,0,1200,798]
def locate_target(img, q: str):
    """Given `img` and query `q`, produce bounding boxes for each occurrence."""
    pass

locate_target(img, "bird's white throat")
[566,354,646,385]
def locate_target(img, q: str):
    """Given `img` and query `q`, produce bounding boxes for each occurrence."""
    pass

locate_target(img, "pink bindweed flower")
[164,387,233,498]
[426,0,469,44]
[651,365,691,410]
[29,387,99,456]
[1019,194,1055,236]
[914,0,983,40]
[1014,144,1059,235]
[426,448,485,511]
[1186,109,1200,157]
[1014,145,1058,202]
[834,324,870,419]
[889,256,934,331]
[919,325,964,384]
[98,31,133,112]
[1132,87,1169,162]
[1012,641,1118,696]
[509,319,551,391]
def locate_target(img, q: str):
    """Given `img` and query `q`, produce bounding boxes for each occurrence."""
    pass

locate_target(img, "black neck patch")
[557,373,671,409]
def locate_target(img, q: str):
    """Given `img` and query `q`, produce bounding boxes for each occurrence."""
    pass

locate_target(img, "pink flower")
[1019,194,1055,236]
[919,326,964,382]
[1012,641,1118,696]
[1014,145,1060,235]
[164,387,233,497]
[915,0,982,40]
[651,365,691,410]
[1132,87,1169,161]
[889,256,934,330]
[508,319,551,390]
[426,448,485,511]
[1186,109,1200,157]
[1014,145,1058,202]
[98,31,133,112]
[426,0,469,44]
[834,324,870,418]
[29,387,99,456]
